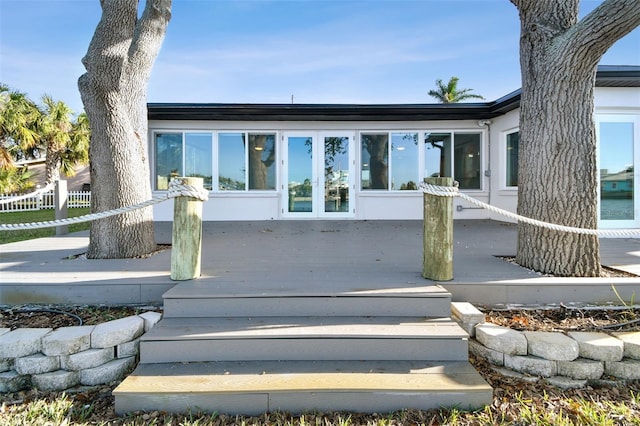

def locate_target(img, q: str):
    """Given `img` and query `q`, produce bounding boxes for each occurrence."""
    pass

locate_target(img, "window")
[361,132,419,191]
[155,133,183,190]
[506,131,519,187]
[248,133,276,190]
[424,133,452,179]
[218,133,246,190]
[361,133,388,189]
[423,132,481,190]
[391,132,419,190]
[155,133,213,190]
[155,131,276,191]
[185,133,213,190]
[454,133,481,190]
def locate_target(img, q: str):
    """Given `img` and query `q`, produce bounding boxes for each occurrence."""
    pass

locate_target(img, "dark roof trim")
[147,66,637,122]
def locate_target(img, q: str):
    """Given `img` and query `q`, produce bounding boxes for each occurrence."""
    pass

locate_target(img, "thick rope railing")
[420,182,640,238]
[0,182,56,205]
[0,180,209,231]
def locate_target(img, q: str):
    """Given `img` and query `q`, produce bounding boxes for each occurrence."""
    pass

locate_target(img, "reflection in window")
[506,131,519,187]
[424,133,452,179]
[248,133,276,190]
[287,136,313,212]
[391,133,418,190]
[454,133,481,190]
[361,133,388,189]
[219,133,246,190]
[185,133,213,190]
[155,133,182,190]
[600,122,634,221]
[324,136,349,212]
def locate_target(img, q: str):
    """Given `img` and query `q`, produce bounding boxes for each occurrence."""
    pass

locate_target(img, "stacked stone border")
[453,302,640,389]
[0,311,162,392]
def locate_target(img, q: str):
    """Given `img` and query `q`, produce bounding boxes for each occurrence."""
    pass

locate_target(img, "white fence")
[0,191,91,212]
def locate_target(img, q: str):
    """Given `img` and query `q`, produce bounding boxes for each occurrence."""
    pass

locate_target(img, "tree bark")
[511,0,640,276]
[78,0,171,258]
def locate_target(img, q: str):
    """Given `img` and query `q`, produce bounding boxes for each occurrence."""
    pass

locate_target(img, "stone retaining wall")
[453,302,640,389]
[0,312,161,392]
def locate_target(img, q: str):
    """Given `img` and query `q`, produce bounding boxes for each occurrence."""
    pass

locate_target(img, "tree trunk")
[511,0,640,276]
[44,144,61,186]
[78,0,171,259]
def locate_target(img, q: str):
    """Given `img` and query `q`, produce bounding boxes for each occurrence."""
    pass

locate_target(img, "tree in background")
[428,77,485,103]
[0,85,39,171]
[0,87,89,193]
[79,0,171,259]
[511,0,640,276]
[38,95,90,186]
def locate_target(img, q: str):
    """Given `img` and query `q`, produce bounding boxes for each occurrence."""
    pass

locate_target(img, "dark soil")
[0,305,163,330]
[481,305,640,332]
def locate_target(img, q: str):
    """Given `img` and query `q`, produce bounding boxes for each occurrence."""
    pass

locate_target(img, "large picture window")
[155,133,213,190]
[423,132,482,190]
[362,131,482,191]
[155,131,276,191]
[361,132,419,190]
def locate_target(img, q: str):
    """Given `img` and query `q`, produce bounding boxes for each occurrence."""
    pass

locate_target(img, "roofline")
[147,66,636,122]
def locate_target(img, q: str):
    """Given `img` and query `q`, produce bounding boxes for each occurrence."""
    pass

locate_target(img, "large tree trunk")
[511,0,640,276]
[78,0,171,259]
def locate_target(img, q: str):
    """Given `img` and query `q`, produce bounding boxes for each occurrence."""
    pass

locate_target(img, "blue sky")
[1,0,639,114]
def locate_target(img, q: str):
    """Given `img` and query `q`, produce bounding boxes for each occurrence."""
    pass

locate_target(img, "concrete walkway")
[1,220,639,306]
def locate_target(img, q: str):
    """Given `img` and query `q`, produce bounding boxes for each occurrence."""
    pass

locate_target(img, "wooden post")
[171,177,204,280]
[423,177,454,281]
[54,179,68,236]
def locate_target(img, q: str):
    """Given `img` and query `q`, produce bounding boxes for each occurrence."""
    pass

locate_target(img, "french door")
[282,132,355,218]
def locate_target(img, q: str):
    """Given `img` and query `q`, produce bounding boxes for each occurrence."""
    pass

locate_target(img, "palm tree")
[428,77,484,103]
[37,95,90,185]
[0,85,40,170]
[0,166,35,193]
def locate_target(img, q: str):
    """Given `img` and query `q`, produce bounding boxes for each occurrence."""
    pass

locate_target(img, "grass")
[0,208,90,244]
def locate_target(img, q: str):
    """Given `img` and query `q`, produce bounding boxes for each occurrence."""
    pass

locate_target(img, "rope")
[0,180,209,231]
[420,182,640,238]
[0,182,56,205]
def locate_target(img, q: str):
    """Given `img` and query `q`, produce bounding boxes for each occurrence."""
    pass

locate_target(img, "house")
[148,65,640,228]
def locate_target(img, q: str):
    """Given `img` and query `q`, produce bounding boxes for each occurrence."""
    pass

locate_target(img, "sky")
[1,0,639,114]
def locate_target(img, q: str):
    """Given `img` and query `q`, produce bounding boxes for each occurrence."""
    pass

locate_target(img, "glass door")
[597,115,640,228]
[282,132,354,218]
[320,134,353,217]
[284,133,315,215]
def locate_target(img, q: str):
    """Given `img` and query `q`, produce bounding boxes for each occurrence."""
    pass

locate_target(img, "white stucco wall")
[149,85,639,223]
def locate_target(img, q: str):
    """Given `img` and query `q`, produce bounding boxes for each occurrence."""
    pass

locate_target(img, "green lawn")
[0,208,91,244]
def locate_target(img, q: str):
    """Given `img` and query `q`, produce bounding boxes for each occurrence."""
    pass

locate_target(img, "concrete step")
[114,360,492,416]
[161,282,452,318]
[139,317,469,363]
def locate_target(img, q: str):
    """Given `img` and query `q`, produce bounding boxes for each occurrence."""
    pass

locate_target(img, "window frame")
[359,130,421,192]
[502,128,520,190]
[420,130,484,191]
[152,130,278,193]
